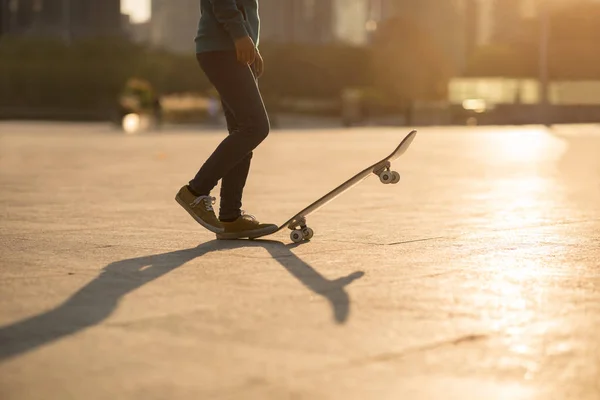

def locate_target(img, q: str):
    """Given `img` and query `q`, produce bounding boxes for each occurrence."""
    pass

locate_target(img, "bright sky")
[121,0,151,23]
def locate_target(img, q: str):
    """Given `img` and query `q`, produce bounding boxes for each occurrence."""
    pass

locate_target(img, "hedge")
[0,36,447,119]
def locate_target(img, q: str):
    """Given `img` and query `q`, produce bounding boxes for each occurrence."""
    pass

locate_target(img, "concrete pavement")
[0,122,599,399]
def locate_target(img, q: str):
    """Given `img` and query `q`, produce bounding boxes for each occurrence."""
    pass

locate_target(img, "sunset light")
[1,0,599,399]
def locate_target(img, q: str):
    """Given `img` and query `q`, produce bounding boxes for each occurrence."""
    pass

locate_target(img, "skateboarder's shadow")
[0,239,363,362]
[231,239,365,325]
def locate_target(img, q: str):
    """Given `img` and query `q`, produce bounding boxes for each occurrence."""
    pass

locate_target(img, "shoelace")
[240,210,257,222]
[191,196,216,212]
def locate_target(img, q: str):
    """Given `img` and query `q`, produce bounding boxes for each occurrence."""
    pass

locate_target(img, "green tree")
[465,2,600,80]
[0,37,211,118]
[370,16,453,107]
[465,44,536,77]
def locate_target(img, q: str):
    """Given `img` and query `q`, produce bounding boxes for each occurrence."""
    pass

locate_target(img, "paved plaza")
[1,121,599,399]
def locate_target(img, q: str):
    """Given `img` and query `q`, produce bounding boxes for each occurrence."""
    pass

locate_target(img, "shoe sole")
[175,195,224,234]
[216,225,278,240]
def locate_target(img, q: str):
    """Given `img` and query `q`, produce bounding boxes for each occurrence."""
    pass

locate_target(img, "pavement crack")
[347,333,491,367]
[384,217,600,247]
[386,236,451,246]
[421,269,462,279]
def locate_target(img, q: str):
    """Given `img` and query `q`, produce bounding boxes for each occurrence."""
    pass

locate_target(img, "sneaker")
[175,186,224,233]
[216,212,278,240]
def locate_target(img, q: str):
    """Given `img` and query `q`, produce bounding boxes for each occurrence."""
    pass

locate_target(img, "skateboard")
[253,130,418,243]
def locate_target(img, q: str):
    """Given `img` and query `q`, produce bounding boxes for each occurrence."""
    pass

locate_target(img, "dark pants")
[190,51,270,221]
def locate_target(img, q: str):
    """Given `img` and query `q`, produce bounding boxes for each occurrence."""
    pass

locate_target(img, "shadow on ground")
[0,239,363,362]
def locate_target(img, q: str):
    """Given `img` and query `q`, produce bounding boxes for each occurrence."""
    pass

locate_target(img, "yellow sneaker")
[175,186,224,233]
[216,212,278,240]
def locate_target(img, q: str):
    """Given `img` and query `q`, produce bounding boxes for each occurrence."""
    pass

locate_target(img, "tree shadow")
[0,239,363,362]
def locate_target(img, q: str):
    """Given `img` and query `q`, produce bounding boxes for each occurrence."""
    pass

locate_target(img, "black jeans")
[190,51,270,221]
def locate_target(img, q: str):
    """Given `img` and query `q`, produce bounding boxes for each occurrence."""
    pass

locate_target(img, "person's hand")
[254,51,264,78]
[234,36,256,65]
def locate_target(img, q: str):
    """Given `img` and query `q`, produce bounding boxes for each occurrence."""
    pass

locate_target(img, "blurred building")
[491,0,524,42]
[0,0,123,40]
[390,0,467,72]
[333,0,372,45]
[397,0,537,71]
[149,0,199,53]
[260,0,374,45]
[0,0,9,36]
[259,0,334,44]
[456,0,533,48]
[126,20,151,45]
[0,0,39,36]
[146,0,376,50]
[464,0,479,59]
[260,0,467,69]
[521,0,537,17]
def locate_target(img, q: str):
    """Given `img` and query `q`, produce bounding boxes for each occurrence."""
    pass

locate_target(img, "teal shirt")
[195,0,260,53]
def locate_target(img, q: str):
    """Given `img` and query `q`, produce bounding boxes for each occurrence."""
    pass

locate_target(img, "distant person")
[117,78,154,126]
[152,95,163,130]
[207,96,220,124]
[175,0,277,239]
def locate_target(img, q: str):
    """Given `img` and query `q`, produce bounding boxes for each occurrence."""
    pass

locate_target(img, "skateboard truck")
[287,217,314,243]
[373,161,400,184]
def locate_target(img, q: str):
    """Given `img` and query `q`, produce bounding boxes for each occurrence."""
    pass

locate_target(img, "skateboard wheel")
[379,171,393,184]
[391,171,400,184]
[290,230,304,243]
[302,227,314,240]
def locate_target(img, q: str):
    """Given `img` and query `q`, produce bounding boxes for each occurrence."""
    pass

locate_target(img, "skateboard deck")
[252,130,418,243]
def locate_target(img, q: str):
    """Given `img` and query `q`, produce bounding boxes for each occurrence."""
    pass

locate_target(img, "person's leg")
[189,51,269,198]
[218,99,253,221]
[181,51,275,239]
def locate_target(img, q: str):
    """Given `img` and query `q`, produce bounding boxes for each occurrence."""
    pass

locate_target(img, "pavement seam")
[384,217,600,246]
[215,332,493,397]
[343,333,492,368]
